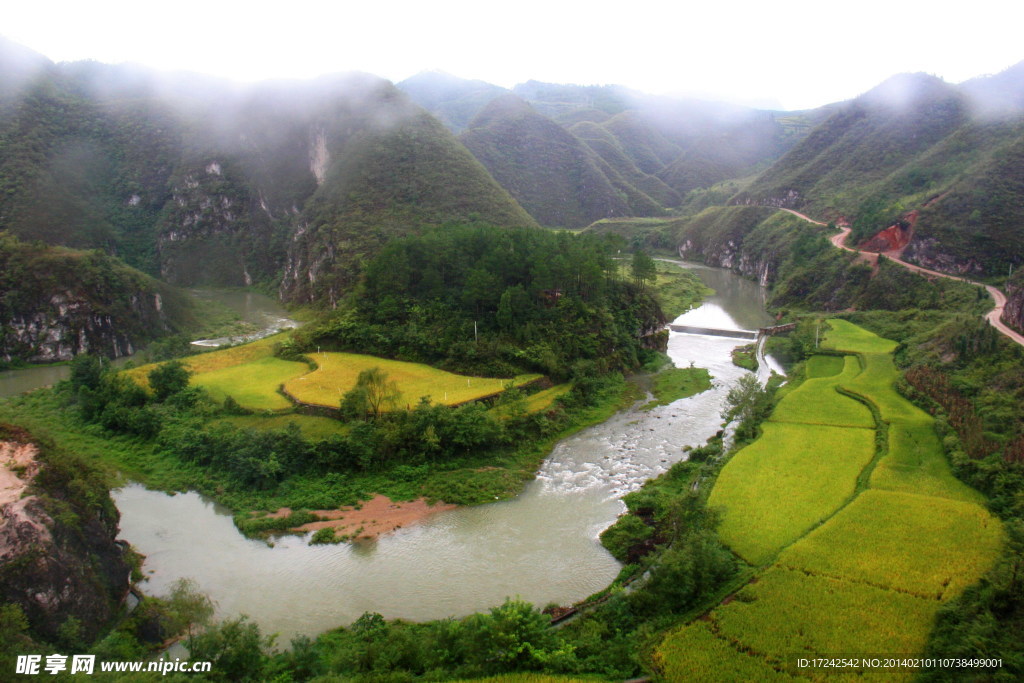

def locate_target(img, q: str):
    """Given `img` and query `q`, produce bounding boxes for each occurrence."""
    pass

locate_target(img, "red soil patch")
[269,494,457,540]
[859,210,918,257]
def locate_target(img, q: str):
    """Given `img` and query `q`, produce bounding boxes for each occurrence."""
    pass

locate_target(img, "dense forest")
[291,224,664,378]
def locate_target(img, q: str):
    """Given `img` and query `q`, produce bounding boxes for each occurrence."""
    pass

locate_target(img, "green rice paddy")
[709,422,875,565]
[657,319,1004,677]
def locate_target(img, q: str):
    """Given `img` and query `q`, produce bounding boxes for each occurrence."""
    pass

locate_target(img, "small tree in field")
[342,367,400,419]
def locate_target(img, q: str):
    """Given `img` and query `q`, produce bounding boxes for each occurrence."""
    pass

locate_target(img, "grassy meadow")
[657,319,1004,678]
[641,366,713,410]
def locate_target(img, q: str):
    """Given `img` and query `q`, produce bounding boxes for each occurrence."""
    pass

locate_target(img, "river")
[5,267,778,642]
[0,290,298,399]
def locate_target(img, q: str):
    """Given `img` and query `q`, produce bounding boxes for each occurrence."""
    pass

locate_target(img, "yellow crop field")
[710,422,875,565]
[654,621,796,682]
[777,490,1003,599]
[284,352,541,409]
[871,420,985,504]
[805,354,844,378]
[193,356,310,411]
[125,333,287,387]
[523,384,571,413]
[711,568,937,679]
[662,320,1005,678]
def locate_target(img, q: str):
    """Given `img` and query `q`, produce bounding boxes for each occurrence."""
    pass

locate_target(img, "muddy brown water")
[4,269,779,642]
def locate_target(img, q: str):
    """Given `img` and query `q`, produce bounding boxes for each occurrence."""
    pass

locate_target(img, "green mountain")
[402,74,818,213]
[0,41,535,305]
[398,71,508,133]
[282,105,538,304]
[736,67,1024,276]
[458,95,660,228]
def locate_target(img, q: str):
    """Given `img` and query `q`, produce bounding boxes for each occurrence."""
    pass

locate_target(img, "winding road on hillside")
[780,208,1024,348]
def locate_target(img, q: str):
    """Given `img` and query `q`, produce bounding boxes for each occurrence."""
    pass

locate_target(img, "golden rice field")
[491,384,573,419]
[822,318,898,354]
[709,422,875,565]
[710,568,938,680]
[126,333,286,386]
[777,490,1003,599]
[654,621,796,682]
[523,384,571,413]
[870,420,985,504]
[657,319,1004,679]
[127,334,541,414]
[804,354,844,378]
[193,356,310,411]
[283,352,541,409]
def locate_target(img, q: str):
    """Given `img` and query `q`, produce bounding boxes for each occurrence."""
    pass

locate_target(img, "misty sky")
[5,0,1023,110]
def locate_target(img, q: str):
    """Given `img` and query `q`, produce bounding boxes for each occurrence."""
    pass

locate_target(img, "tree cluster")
[290,224,665,380]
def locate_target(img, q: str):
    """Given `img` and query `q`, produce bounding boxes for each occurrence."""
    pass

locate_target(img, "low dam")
[668,325,758,340]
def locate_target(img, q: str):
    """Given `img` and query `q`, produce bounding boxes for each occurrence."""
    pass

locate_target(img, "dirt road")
[782,209,1024,348]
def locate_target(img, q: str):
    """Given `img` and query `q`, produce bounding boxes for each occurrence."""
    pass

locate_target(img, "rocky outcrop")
[0,427,130,643]
[0,233,190,363]
[1004,272,1024,333]
[2,292,149,362]
[678,237,778,286]
[901,236,986,275]
[673,207,783,286]
[156,157,276,287]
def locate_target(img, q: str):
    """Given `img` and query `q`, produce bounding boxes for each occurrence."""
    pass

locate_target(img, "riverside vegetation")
[7,224,1023,680]
[0,225,694,526]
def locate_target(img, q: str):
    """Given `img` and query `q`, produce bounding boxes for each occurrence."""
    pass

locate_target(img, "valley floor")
[655,319,1003,680]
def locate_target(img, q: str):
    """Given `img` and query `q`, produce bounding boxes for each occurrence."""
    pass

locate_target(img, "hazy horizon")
[5,0,1023,111]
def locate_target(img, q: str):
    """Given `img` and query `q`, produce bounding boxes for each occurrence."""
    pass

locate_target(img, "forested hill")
[401,73,819,225]
[0,39,535,304]
[459,95,659,228]
[734,66,1024,277]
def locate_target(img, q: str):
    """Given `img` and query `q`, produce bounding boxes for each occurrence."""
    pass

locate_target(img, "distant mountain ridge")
[4,36,1024,315]
[0,40,535,308]
[400,72,819,226]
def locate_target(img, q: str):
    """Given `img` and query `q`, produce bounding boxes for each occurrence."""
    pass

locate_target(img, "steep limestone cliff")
[672,206,784,285]
[0,233,193,363]
[0,425,130,643]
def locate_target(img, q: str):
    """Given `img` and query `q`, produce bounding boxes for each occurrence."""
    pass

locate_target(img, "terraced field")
[283,352,541,409]
[658,320,1003,680]
[129,337,548,417]
[125,334,309,411]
